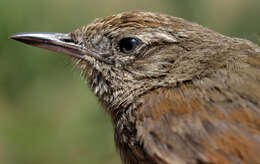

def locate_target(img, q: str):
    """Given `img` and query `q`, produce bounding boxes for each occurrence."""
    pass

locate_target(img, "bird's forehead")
[100,11,164,28]
[70,11,186,45]
[79,11,174,34]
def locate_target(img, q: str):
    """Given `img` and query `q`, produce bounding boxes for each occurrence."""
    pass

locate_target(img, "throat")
[87,69,113,104]
[86,68,137,113]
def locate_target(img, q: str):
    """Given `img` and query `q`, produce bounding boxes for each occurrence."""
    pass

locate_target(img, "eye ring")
[119,37,141,54]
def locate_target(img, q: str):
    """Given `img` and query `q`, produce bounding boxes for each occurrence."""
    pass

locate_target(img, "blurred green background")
[0,0,259,163]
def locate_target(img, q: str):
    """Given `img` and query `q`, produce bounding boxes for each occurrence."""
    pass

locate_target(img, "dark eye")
[119,37,141,54]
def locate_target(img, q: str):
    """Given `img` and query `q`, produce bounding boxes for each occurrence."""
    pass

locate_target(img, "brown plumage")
[10,11,260,164]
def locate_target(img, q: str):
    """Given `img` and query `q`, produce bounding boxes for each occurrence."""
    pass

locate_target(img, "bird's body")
[10,11,260,164]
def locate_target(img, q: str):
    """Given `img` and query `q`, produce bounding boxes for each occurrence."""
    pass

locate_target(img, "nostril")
[63,38,75,44]
[60,37,75,43]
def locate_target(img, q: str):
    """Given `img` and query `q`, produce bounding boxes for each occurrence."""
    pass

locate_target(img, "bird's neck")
[87,67,170,113]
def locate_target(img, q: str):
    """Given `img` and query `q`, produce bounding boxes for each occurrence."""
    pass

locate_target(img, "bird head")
[10,11,227,113]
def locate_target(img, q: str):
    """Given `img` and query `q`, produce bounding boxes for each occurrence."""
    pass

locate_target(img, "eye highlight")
[119,37,141,54]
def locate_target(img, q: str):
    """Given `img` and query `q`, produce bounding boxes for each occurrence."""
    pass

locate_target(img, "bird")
[10,11,260,164]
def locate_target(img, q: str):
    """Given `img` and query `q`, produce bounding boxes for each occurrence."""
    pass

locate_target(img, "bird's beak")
[9,32,99,61]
